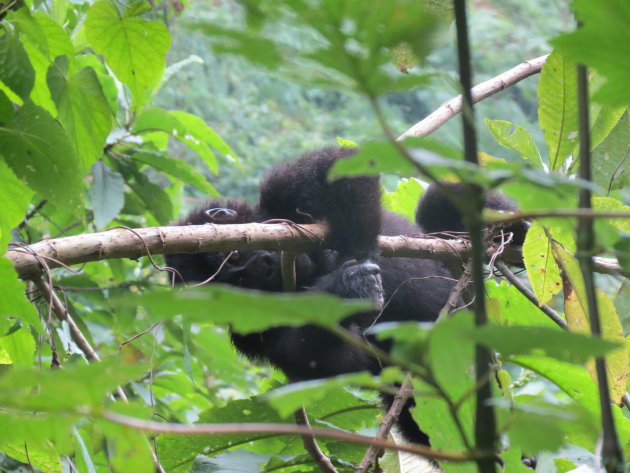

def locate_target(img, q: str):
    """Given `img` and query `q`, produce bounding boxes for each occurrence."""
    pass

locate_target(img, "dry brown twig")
[356,379,414,473]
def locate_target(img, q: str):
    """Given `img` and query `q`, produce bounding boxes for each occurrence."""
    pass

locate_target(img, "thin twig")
[101,410,485,462]
[437,259,473,321]
[355,379,414,473]
[494,260,566,328]
[294,408,339,473]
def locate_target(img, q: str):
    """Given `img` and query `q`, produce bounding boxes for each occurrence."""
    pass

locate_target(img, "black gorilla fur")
[165,147,523,446]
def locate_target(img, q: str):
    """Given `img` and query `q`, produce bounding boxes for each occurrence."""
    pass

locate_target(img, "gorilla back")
[165,147,517,445]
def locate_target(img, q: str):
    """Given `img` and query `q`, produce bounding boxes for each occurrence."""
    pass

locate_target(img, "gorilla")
[165,146,523,445]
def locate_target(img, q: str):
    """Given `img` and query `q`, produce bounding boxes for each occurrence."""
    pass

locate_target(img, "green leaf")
[266,372,377,418]
[0,326,36,366]
[468,325,620,364]
[0,157,33,250]
[588,104,627,153]
[537,51,578,171]
[592,112,630,193]
[507,396,593,455]
[592,196,630,233]
[74,428,98,473]
[14,10,75,114]
[485,119,542,166]
[117,160,173,225]
[116,286,372,333]
[133,108,235,175]
[171,110,237,170]
[0,101,83,209]
[551,0,630,105]
[485,280,561,328]
[522,221,562,306]
[47,60,112,174]
[1,441,63,473]
[85,1,171,110]
[616,235,630,273]
[0,259,41,333]
[90,161,124,230]
[132,151,218,196]
[382,178,424,223]
[0,357,147,410]
[0,29,35,100]
[157,397,291,471]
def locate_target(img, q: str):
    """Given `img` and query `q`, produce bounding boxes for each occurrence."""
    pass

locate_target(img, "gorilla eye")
[230,250,241,260]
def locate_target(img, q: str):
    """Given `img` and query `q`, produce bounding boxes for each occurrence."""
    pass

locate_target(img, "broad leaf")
[0,29,35,100]
[47,61,112,174]
[485,119,542,166]
[537,51,578,171]
[468,325,620,364]
[85,1,171,110]
[0,101,83,210]
[118,286,372,333]
[552,0,630,105]
[522,221,562,306]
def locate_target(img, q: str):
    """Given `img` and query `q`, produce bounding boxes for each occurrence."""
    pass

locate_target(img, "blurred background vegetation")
[158,0,568,204]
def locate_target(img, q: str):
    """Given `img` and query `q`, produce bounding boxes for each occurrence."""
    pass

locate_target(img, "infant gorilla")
[165,147,522,445]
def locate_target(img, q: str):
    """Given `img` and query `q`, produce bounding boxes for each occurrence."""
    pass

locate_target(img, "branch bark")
[398,54,549,140]
[6,223,622,279]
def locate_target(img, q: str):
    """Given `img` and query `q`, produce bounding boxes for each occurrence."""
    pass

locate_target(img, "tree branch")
[398,54,549,140]
[7,223,622,279]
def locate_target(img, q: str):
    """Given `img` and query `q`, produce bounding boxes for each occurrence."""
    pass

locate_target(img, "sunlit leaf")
[85,0,171,110]
[537,51,578,171]
[522,221,562,306]
[47,60,112,174]
[552,0,630,105]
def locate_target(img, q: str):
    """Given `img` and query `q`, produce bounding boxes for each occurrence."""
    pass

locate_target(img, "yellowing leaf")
[522,221,562,306]
[552,242,628,404]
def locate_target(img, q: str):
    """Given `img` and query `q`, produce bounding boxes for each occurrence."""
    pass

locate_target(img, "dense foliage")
[0,0,629,472]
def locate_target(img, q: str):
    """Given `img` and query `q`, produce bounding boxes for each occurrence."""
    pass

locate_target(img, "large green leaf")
[117,286,372,333]
[0,357,147,410]
[14,10,75,114]
[382,177,424,223]
[485,280,561,328]
[0,326,36,366]
[537,51,578,171]
[551,0,630,106]
[85,1,171,110]
[592,112,630,193]
[467,325,620,364]
[157,397,292,471]
[0,157,33,250]
[0,29,35,100]
[485,119,542,166]
[0,259,41,333]
[47,60,112,174]
[0,101,83,209]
